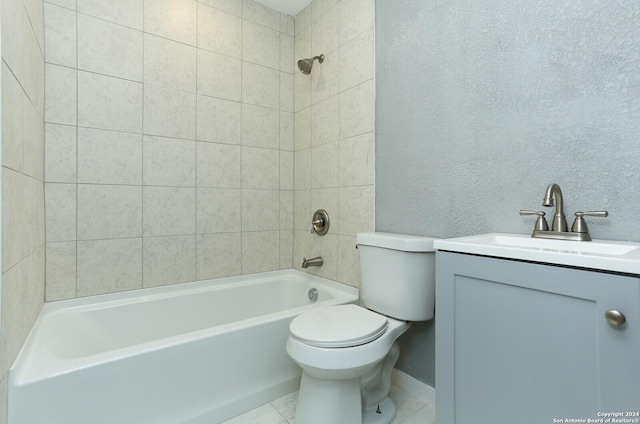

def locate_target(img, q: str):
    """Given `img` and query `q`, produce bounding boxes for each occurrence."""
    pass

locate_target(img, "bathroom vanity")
[434,234,640,423]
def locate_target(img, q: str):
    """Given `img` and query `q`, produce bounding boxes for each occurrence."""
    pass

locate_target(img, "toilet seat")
[290,304,388,348]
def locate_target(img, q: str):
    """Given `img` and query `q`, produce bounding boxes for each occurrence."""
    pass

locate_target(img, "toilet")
[286,232,437,424]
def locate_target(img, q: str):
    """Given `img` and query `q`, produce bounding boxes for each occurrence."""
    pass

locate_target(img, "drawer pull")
[605,309,626,326]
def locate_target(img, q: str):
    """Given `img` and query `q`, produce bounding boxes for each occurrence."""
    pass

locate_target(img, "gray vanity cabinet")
[436,251,640,423]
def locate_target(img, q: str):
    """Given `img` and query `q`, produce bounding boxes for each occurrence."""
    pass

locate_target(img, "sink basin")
[433,233,640,274]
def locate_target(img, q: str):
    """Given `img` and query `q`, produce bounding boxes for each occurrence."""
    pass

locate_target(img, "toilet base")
[363,396,396,424]
[295,373,362,424]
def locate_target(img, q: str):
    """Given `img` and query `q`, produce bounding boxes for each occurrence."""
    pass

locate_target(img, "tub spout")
[301,256,323,268]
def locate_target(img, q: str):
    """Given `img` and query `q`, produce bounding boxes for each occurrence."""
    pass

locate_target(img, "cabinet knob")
[605,309,626,326]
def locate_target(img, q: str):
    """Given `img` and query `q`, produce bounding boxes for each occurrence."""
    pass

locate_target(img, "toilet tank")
[357,232,437,321]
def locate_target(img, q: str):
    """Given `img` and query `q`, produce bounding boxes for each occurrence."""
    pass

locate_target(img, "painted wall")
[376,0,640,386]
[293,0,375,288]
[43,0,296,300]
[0,0,46,419]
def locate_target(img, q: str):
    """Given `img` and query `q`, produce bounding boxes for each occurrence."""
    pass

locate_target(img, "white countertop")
[433,233,640,274]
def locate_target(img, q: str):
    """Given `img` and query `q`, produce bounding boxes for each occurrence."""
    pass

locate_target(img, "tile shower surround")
[44,0,376,300]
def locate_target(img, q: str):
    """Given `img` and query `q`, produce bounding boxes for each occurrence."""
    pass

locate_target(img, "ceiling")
[255,0,312,16]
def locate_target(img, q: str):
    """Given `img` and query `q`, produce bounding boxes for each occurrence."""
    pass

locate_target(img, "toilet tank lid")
[356,232,439,252]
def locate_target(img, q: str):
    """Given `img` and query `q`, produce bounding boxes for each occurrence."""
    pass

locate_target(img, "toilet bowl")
[286,305,409,424]
[287,232,438,424]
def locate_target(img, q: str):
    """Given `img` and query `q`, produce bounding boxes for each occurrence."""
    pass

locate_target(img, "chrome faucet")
[542,183,568,232]
[520,183,608,241]
[301,256,323,268]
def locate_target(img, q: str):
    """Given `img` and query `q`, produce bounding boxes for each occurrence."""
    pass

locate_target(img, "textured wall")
[43,0,296,300]
[1,0,46,419]
[376,0,640,386]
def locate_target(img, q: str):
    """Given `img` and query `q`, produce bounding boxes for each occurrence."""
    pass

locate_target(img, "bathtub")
[8,269,359,424]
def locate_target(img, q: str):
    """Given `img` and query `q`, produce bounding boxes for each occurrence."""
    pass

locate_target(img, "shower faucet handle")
[519,210,549,231]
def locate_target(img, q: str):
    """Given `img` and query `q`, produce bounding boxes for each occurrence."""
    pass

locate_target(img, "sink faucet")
[521,183,608,241]
[542,183,568,232]
[301,256,323,268]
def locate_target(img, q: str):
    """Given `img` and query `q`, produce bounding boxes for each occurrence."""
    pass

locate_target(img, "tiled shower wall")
[44,0,295,300]
[1,0,46,417]
[292,0,375,287]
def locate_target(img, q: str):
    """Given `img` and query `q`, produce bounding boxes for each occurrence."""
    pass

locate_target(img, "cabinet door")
[436,252,640,424]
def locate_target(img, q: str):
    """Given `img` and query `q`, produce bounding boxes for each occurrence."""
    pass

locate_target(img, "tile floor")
[221,385,436,424]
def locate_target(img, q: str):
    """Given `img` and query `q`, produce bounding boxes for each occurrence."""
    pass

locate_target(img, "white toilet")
[286,232,437,424]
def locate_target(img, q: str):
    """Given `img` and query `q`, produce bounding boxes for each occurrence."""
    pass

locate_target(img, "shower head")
[297,54,325,75]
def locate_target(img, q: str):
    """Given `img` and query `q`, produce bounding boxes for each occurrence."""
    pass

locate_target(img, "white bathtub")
[8,269,359,424]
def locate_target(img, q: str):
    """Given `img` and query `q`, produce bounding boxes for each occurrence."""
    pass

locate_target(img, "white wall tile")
[2,169,45,272]
[45,64,76,125]
[77,14,143,81]
[339,27,374,92]
[144,0,197,45]
[280,33,294,73]
[295,3,312,35]
[44,2,76,67]
[311,95,339,146]
[339,0,374,45]
[196,232,241,279]
[280,13,294,36]
[294,108,311,150]
[280,229,293,269]
[143,187,196,236]
[45,124,76,183]
[311,142,339,188]
[45,183,76,241]
[280,151,293,190]
[338,185,374,236]
[143,136,196,187]
[340,132,374,186]
[23,101,45,181]
[241,230,279,274]
[77,0,143,30]
[293,189,310,231]
[0,246,45,373]
[77,184,142,240]
[242,189,279,231]
[198,0,241,16]
[143,235,196,287]
[294,148,311,190]
[143,85,196,139]
[144,33,196,93]
[22,17,46,113]
[77,238,142,296]
[196,188,241,233]
[241,104,279,149]
[242,147,279,189]
[311,4,338,55]
[2,65,25,172]
[196,142,241,188]
[280,190,293,229]
[2,0,26,83]
[196,96,241,144]
[78,71,143,132]
[44,0,76,9]
[77,128,142,185]
[243,0,280,31]
[242,62,280,109]
[312,0,338,20]
[196,49,241,101]
[339,79,374,139]
[310,50,338,104]
[280,72,294,112]
[45,241,77,301]
[308,233,338,280]
[197,4,241,57]
[242,20,280,69]
[337,235,360,287]
[280,111,294,151]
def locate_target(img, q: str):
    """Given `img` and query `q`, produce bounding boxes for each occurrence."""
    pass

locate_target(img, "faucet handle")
[571,211,608,233]
[519,210,549,231]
